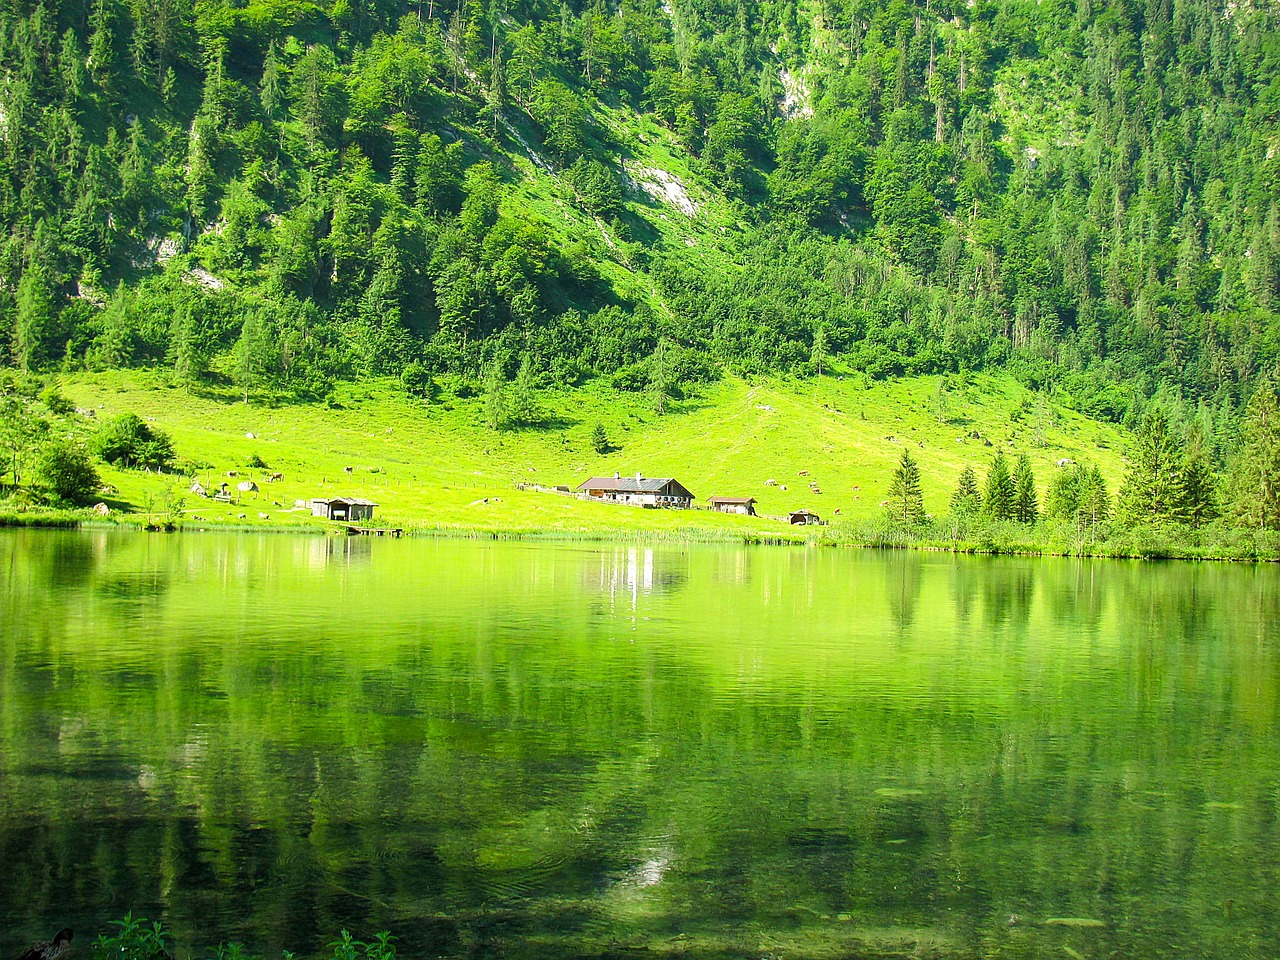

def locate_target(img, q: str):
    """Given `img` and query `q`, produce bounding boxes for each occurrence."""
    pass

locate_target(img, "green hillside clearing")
[54,371,1127,537]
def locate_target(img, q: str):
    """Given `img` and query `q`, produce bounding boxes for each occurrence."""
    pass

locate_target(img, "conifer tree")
[886,449,926,527]
[949,464,982,517]
[1012,455,1039,524]
[591,421,610,455]
[14,263,57,371]
[983,451,1015,521]
[508,355,538,425]
[1229,384,1280,529]
[1118,409,1184,524]
[1177,427,1219,528]
[484,355,506,430]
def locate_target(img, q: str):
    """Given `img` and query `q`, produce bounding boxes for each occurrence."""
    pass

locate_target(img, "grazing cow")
[344,466,354,474]
[227,470,238,478]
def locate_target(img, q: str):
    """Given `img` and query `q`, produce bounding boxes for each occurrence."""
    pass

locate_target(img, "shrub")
[35,441,101,505]
[400,361,436,400]
[39,385,75,415]
[92,414,176,471]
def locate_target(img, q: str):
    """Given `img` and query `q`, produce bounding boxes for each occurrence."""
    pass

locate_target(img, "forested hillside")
[2,0,1278,423]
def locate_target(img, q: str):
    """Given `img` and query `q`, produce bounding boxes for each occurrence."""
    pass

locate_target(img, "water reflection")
[0,532,1277,960]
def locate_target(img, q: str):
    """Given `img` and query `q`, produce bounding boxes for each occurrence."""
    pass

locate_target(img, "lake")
[1,530,1277,959]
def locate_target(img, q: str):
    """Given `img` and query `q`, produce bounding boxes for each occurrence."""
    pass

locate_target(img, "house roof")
[708,496,756,504]
[578,476,695,498]
[313,497,379,507]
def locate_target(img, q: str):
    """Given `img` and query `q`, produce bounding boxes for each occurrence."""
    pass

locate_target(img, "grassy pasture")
[51,370,1128,539]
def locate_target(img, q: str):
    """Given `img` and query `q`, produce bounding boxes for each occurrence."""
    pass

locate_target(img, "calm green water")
[1,531,1278,959]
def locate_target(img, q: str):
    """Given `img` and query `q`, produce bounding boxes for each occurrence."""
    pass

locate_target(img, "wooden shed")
[577,472,694,509]
[708,496,757,516]
[788,509,821,525]
[311,497,379,522]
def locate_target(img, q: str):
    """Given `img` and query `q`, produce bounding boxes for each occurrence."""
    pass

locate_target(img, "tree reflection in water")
[0,531,1276,960]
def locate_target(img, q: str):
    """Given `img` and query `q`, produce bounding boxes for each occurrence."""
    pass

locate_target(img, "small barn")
[708,496,757,516]
[311,497,379,522]
[577,473,694,509]
[789,509,821,525]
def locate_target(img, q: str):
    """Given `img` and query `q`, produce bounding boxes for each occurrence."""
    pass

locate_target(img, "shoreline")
[4,508,1279,562]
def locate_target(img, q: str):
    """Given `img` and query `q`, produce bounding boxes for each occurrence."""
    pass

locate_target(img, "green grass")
[41,369,1129,539]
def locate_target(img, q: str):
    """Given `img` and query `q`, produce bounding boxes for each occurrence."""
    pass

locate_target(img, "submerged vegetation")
[90,915,397,960]
[3,538,1278,958]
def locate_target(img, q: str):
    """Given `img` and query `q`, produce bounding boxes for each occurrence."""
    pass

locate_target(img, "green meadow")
[49,371,1127,539]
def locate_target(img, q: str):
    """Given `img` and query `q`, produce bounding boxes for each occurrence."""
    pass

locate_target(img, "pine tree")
[811,324,828,376]
[1229,384,1280,529]
[649,338,670,416]
[260,42,283,120]
[1177,427,1219,528]
[1118,409,1184,524]
[1081,465,1111,530]
[591,421,610,455]
[508,355,538,425]
[886,449,926,527]
[484,355,506,430]
[983,451,1015,521]
[1012,455,1039,524]
[949,464,982,516]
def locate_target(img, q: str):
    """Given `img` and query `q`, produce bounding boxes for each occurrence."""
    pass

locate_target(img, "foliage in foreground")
[91,914,397,960]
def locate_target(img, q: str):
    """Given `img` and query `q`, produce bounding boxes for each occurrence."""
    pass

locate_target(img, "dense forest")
[1,0,1278,420]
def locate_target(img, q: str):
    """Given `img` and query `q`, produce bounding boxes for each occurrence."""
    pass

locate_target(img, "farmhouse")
[578,473,695,509]
[311,497,379,522]
[708,496,757,516]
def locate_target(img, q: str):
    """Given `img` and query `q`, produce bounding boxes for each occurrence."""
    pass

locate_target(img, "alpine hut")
[708,496,757,516]
[577,472,694,509]
[311,497,379,521]
[788,509,821,525]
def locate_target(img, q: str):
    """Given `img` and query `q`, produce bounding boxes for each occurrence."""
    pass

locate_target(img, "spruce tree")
[508,355,538,425]
[484,356,506,431]
[1012,455,1039,524]
[1118,409,1184,524]
[1177,428,1219,528]
[950,464,982,516]
[591,421,610,455]
[1229,384,1280,529]
[886,449,926,527]
[983,451,1015,521]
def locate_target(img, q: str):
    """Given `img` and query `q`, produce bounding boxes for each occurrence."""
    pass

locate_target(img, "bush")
[611,362,650,392]
[92,413,176,471]
[39,385,75,415]
[36,441,101,504]
[400,361,436,400]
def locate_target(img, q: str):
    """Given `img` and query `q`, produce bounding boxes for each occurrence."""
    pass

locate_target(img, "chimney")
[636,471,643,482]
[614,471,620,480]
